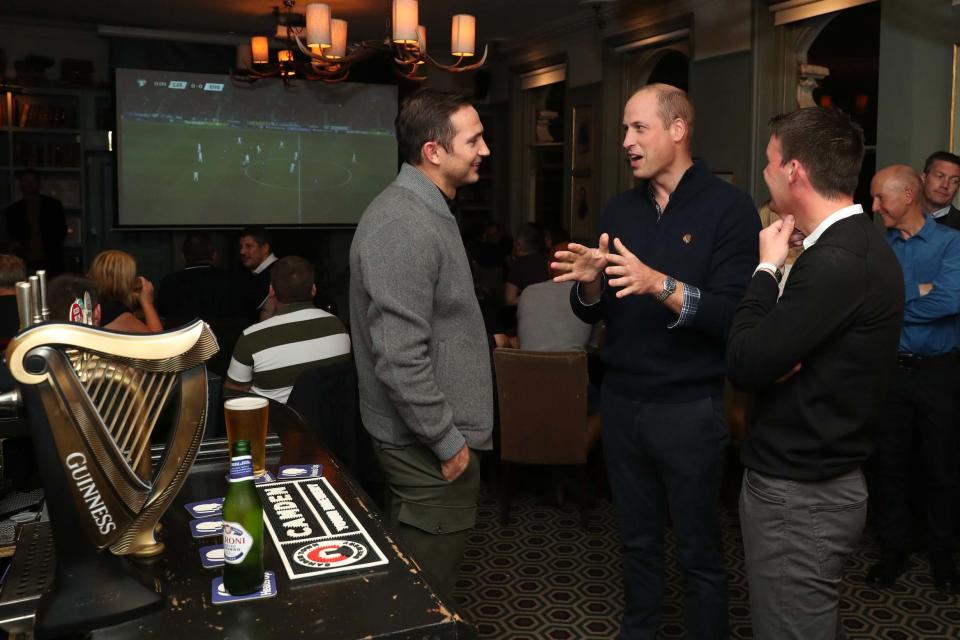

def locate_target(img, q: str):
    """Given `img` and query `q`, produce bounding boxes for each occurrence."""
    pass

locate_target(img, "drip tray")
[0,521,53,633]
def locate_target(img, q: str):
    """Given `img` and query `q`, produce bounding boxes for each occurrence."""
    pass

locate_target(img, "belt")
[897,352,959,369]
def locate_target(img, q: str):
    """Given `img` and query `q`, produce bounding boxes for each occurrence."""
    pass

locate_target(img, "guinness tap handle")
[37,270,50,321]
[29,276,43,325]
[15,281,33,331]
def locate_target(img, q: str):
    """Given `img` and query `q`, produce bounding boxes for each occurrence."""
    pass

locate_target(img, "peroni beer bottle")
[222,439,264,595]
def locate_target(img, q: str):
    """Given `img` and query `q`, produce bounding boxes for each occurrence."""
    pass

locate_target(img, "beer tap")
[15,281,34,331]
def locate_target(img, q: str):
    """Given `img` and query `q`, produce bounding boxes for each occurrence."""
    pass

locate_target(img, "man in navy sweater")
[553,84,759,639]
[727,109,903,639]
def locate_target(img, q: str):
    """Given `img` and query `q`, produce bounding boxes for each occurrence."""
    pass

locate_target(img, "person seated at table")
[516,241,593,351]
[498,241,601,413]
[0,254,26,346]
[504,223,550,306]
[88,250,163,334]
[46,273,100,325]
[224,256,351,403]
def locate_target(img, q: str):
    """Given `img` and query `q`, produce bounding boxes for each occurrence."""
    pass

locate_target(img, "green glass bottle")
[222,439,264,595]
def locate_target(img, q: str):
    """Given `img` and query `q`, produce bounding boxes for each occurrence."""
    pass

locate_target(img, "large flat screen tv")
[115,68,398,227]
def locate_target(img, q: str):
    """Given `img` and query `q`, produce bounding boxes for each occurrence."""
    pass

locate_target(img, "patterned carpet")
[454,478,960,639]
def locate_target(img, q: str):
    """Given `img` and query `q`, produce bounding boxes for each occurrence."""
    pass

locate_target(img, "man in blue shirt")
[869,164,960,593]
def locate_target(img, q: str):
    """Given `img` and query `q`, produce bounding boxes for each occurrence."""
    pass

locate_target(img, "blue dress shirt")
[885,215,960,355]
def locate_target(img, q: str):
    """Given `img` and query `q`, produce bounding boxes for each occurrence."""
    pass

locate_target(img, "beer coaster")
[277,464,323,479]
[199,544,225,568]
[211,571,277,605]
[185,497,224,519]
[189,516,224,539]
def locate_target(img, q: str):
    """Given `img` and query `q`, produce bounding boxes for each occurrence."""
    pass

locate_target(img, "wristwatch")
[656,276,677,302]
[754,262,783,283]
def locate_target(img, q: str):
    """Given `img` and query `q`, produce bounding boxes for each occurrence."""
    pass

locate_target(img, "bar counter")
[0,398,477,639]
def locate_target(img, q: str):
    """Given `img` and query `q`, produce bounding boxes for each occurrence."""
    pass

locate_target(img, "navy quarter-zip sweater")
[572,160,760,402]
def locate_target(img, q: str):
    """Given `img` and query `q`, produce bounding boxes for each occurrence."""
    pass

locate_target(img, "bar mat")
[0,521,53,630]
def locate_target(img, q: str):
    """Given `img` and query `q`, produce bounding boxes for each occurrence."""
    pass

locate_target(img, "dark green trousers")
[373,441,480,601]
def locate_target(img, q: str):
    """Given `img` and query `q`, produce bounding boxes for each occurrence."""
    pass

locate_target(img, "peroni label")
[223,521,254,564]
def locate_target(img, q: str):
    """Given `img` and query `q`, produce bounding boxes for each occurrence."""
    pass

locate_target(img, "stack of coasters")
[211,571,278,605]
[187,471,274,540]
[186,498,225,542]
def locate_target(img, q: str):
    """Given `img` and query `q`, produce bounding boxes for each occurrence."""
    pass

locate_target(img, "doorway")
[807,2,881,209]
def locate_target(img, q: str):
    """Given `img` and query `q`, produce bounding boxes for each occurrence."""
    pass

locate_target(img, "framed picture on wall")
[571,105,593,172]
[570,174,597,241]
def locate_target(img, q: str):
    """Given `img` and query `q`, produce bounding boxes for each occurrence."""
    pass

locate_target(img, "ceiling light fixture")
[237,0,488,83]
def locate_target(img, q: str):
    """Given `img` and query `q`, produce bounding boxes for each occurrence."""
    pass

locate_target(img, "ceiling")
[0,0,599,47]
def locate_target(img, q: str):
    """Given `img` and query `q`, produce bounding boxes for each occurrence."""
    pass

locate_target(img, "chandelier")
[238,0,488,83]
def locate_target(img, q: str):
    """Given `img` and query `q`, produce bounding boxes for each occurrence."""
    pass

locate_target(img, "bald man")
[555,84,759,638]
[869,164,960,593]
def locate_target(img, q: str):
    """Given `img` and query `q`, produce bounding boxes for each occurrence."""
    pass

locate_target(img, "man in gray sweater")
[349,89,493,599]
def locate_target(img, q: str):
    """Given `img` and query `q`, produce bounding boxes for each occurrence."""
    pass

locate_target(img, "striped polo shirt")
[227,302,352,403]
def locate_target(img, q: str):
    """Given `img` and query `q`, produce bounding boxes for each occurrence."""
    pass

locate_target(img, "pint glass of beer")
[224,397,269,477]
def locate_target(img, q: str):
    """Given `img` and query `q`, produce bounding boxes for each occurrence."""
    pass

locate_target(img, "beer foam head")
[224,397,269,411]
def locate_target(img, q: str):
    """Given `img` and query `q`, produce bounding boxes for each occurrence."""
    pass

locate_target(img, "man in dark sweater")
[727,108,903,639]
[921,150,960,230]
[238,226,278,322]
[554,84,759,639]
[157,232,248,376]
[5,169,67,274]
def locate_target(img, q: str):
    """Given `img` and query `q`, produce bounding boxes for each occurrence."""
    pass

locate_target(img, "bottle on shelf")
[222,439,265,595]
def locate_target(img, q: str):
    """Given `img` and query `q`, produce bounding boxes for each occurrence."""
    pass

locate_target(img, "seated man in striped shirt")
[225,256,351,403]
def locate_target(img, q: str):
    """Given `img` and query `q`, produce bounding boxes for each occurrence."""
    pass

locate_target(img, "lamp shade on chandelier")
[239,0,488,82]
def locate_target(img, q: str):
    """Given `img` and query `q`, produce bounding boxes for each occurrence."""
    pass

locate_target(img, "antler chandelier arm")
[425,44,489,73]
[293,32,338,67]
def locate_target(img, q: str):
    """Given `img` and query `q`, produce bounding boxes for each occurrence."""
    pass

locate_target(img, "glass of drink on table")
[224,397,269,477]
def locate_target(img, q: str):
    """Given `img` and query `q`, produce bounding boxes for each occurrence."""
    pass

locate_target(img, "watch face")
[657,277,676,302]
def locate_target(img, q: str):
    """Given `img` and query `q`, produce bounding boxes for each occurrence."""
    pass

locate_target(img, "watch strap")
[754,262,783,283]
[655,276,677,302]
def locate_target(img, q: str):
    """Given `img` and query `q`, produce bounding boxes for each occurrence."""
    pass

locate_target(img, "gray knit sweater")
[349,163,493,461]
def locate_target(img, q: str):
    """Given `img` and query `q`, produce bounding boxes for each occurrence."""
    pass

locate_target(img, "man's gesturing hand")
[759,214,795,268]
[441,444,470,482]
[605,238,661,298]
[551,233,610,284]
